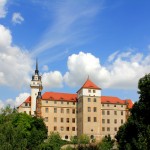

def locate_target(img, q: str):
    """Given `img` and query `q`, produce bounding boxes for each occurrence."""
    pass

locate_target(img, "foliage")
[42,132,68,150]
[79,134,90,145]
[115,73,150,150]
[98,135,115,150]
[0,106,47,150]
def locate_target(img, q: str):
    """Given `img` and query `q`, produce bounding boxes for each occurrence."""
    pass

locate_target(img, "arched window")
[65,135,68,139]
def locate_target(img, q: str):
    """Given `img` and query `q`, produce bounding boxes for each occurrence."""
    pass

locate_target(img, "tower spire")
[35,58,39,75]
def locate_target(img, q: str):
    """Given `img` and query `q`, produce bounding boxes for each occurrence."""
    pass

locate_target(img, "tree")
[116,73,150,150]
[42,132,68,150]
[0,107,47,150]
[70,136,78,148]
[98,135,115,150]
[79,134,90,147]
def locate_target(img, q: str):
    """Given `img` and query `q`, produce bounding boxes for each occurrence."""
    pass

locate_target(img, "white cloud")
[0,93,30,109]
[108,51,119,62]
[12,12,24,24]
[0,24,33,88]
[0,0,7,18]
[64,51,150,89]
[42,71,63,88]
[42,65,49,71]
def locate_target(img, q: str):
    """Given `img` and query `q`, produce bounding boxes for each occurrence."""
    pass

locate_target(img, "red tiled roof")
[18,96,31,107]
[77,79,101,92]
[25,96,31,103]
[101,96,125,104]
[125,99,133,109]
[42,92,77,102]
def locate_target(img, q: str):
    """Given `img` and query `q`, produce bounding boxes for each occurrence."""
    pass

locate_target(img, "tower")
[77,78,102,140]
[30,59,43,115]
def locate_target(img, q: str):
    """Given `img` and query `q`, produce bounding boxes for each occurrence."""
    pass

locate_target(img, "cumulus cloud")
[42,71,63,88]
[0,24,33,88]
[0,0,7,18]
[42,65,49,71]
[12,12,24,24]
[0,93,30,109]
[64,51,150,89]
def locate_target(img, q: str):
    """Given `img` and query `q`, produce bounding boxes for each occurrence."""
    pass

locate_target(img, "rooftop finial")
[35,58,39,75]
[87,75,90,80]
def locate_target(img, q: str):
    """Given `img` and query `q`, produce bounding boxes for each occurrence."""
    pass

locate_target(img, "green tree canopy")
[0,106,47,150]
[115,73,150,150]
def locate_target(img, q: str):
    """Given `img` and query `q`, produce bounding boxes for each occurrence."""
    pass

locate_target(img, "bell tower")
[30,59,43,115]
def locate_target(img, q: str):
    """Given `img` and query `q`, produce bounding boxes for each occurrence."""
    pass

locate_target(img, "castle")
[18,61,133,141]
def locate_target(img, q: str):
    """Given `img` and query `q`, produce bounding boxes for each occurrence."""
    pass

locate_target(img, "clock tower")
[30,60,43,115]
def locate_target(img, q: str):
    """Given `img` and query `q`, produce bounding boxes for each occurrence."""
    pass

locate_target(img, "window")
[54,108,57,113]
[67,102,69,105]
[114,119,117,124]
[114,111,117,115]
[88,107,91,112]
[72,118,75,123]
[121,111,123,115]
[61,127,64,131]
[102,127,105,131]
[67,109,69,113]
[61,101,63,104]
[25,103,28,106]
[88,98,91,102]
[54,101,57,104]
[72,109,75,114]
[72,127,75,131]
[66,118,69,123]
[54,117,57,122]
[94,98,97,102]
[61,108,64,113]
[45,108,49,113]
[44,117,48,122]
[94,117,97,122]
[102,110,105,115]
[61,118,64,122]
[54,126,57,131]
[121,119,123,124]
[107,127,110,131]
[107,111,110,115]
[93,107,97,112]
[114,105,116,107]
[66,127,69,131]
[107,119,110,123]
[73,102,75,105]
[46,100,48,103]
[121,105,123,107]
[24,111,26,113]
[107,104,109,107]
[102,119,105,124]
[65,135,68,139]
[114,127,117,131]
[88,117,91,122]
[102,104,104,107]
[93,90,96,93]
[29,111,31,115]
[88,89,91,93]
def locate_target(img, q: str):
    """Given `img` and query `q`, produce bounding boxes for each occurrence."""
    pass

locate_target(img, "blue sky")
[0,0,150,107]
